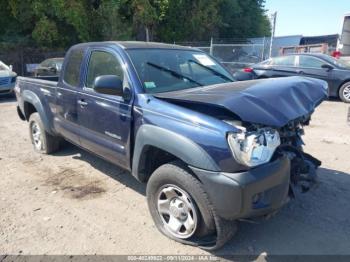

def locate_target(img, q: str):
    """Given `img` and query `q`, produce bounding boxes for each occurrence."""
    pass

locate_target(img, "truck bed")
[17,76,58,94]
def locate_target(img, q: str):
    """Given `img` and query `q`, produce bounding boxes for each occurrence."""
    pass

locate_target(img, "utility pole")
[210,37,214,55]
[269,12,277,58]
[145,27,150,42]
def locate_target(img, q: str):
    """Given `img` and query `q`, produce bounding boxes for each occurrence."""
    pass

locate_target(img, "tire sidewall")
[147,163,215,241]
[29,113,47,153]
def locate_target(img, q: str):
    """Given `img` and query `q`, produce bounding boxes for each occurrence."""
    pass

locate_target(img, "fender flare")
[132,125,220,180]
[22,89,54,134]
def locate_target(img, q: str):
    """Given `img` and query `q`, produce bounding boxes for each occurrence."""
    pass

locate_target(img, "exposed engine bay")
[226,114,321,198]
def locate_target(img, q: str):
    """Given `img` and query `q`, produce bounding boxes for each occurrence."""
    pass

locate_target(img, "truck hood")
[154,76,328,127]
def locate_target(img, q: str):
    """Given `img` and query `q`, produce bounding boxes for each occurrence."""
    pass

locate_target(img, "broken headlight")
[227,127,281,167]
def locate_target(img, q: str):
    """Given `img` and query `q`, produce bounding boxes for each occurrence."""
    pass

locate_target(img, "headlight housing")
[227,127,280,167]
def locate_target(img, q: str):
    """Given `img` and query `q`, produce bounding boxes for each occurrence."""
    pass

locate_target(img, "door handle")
[77,99,88,106]
[296,70,304,75]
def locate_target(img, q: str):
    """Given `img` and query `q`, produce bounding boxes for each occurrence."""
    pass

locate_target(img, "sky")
[264,0,350,37]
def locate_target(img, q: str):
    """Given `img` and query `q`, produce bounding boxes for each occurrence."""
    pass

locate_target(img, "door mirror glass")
[93,75,123,96]
[321,64,334,71]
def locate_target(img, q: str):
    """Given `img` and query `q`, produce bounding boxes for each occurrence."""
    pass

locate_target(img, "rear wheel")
[146,161,237,250]
[339,82,350,103]
[29,113,60,154]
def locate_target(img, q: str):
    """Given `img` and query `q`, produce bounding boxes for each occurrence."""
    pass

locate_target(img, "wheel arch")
[22,90,53,134]
[132,125,220,182]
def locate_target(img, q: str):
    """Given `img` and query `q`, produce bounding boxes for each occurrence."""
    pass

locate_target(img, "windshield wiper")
[146,62,203,87]
[188,59,233,82]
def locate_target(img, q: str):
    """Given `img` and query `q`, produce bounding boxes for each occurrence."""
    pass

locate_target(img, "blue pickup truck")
[15,42,328,250]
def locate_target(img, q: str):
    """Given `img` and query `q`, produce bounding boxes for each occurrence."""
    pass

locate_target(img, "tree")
[92,0,133,41]
[218,0,271,39]
[129,0,169,40]
[32,16,59,47]
[156,0,221,42]
[0,0,271,48]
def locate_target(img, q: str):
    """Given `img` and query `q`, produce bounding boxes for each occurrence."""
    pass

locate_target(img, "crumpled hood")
[154,76,328,127]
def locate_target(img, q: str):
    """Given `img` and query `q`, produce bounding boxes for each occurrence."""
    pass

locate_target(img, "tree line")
[0,0,271,49]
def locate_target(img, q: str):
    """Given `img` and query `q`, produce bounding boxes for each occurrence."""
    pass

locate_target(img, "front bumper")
[190,155,290,220]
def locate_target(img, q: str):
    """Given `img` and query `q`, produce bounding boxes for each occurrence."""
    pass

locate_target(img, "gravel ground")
[0,95,350,256]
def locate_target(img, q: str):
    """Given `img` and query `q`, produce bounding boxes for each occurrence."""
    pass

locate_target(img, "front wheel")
[339,82,350,103]
[146,161,237,250]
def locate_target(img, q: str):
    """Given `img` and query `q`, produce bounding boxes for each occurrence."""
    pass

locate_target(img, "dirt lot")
[0,96,350,256]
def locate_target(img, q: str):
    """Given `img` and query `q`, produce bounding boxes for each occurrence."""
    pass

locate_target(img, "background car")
[0,60,17,96]
[34,58,64,77]
[234,53,350,103]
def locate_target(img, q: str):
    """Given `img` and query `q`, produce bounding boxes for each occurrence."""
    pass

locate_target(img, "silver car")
[0,61,17,95]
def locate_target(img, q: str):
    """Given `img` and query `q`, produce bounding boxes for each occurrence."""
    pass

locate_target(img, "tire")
[28,113,60,154]
[339,82,350,103]
[146,161,237,250]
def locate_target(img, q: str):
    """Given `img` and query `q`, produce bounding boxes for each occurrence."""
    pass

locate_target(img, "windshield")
[332,58,350,69]
[40,58,63,69]
[55,59,64,70]
[127,49,234,93]
[320,54,350,69]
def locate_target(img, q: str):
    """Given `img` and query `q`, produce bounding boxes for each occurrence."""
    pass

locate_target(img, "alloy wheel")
[343,85,350,101]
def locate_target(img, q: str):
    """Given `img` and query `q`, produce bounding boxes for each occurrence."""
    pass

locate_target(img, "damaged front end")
[275,116,321,197]
[227,115,321,198]
[154,77,328,198]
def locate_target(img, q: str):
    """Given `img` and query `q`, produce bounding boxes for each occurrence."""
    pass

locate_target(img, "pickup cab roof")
[71,41,197,51]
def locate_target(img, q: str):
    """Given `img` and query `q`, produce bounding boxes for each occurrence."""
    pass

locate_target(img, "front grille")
[0,77,10,86]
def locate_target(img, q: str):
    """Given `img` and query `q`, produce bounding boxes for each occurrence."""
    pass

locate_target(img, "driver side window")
[86,51,124,89]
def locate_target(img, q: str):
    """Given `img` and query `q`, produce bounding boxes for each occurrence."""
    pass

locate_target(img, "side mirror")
[321,64,334,71]
[93,75,123,96]
[49,66,57,72]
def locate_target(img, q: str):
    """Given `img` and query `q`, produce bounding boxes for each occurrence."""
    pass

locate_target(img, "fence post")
[262,37,266,61]
[210,37,213,55]
[269,12,277,58]
[20,49,24,76]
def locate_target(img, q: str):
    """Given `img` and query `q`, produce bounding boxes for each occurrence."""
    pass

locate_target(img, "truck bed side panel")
[16,77,58,134]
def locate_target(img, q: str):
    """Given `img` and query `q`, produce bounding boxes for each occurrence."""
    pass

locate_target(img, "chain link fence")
[1,38,272,76]
[175,37,271,73]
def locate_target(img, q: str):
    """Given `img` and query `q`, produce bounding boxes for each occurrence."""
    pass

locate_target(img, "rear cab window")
[63,48,84,87]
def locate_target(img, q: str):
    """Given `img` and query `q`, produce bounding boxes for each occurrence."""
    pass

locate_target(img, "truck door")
[55,47,84,144]
[77,49,132,170]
